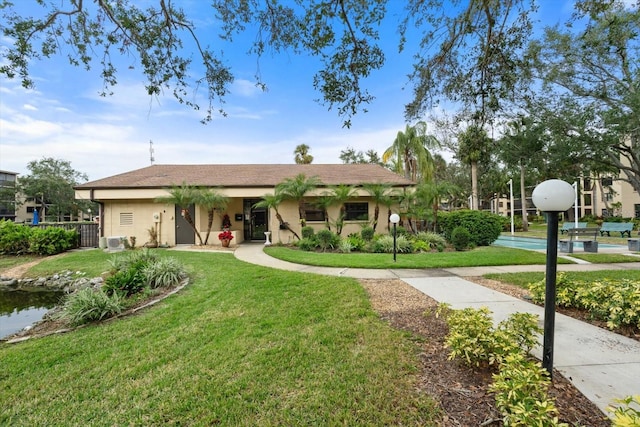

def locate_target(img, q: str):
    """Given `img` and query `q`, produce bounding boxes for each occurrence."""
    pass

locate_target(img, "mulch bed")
[359,279,611,426]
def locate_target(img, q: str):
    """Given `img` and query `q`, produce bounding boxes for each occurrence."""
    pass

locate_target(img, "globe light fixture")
[532,179,575,377]
[390,213,400,262]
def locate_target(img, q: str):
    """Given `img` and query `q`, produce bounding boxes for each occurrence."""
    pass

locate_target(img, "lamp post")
[531,179,575,378]
[390,213,400,262]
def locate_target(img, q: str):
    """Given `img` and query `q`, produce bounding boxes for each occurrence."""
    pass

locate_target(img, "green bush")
[29,227,78,255]
[316,229,339,252]
[59,288,124,326]
[338,239,354,253]
[370,235,413,254]
[301,226,315,239]
[360,226,375,241]
[0,220,32,255]
[451,226,472,251]
[103,266,146,297]
[296,237,317,251]
[438,210,502,246]
[608,395,640,426]
[345,233,366,251]
[529,273,640,330]
[143,257,187,288]
[490,353,565,427]
[414,232,446,252]
[108,248,158,272]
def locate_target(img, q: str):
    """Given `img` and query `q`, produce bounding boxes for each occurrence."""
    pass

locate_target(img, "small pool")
[493,235,624,251]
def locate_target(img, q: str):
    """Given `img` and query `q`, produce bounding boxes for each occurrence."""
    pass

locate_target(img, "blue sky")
[0,1,576,182]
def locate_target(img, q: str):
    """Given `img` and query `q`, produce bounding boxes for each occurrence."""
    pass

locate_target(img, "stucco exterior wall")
[103,200,176,247]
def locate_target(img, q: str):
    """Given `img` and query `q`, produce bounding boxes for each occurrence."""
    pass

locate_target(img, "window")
[344,203,368,221]
[302,203,325,222]
[602,177,613,186]
[583,178,591,191]
[583,194,592,206]
[119,212,134,226]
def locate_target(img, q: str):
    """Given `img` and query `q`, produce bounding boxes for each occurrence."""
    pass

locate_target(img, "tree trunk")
[471,161,479,210]
[520,163,529,231]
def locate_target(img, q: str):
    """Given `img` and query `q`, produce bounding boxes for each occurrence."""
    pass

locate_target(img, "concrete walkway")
[231,243,640,414]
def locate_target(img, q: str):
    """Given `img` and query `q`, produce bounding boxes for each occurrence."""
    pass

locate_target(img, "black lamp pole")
[542,211,560,378]
[393,222,397,262]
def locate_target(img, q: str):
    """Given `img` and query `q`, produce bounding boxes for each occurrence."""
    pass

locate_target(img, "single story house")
[74,164,415,247]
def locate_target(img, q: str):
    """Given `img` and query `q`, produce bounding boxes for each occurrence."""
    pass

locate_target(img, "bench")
[599,222,634,237]
[560,222,587,235]
[559,227,600,253]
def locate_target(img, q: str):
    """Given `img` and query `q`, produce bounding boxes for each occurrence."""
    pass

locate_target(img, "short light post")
[390,213,400,262]
[531,179,575,378]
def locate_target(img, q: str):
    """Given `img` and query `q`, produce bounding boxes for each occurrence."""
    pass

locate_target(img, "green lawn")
[264,245,572,268]
[485,269,640,289]
[1,250,439,425]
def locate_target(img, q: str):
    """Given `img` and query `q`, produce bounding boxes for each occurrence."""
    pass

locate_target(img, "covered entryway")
[243,199,268,241]
[175,204,196,244]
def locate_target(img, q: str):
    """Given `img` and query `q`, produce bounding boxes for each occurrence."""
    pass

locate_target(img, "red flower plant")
[218,230,234,241]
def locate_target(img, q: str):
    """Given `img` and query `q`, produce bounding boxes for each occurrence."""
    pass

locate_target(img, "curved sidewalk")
[234,243,640,415]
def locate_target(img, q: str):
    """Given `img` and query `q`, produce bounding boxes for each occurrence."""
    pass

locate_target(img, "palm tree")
[382,122,440,182]
[197,188,229,245]
[362,182,392,232]
[294,144,314,164]
[329,184,357,235]
[313,194,334,230]
[276,174,322,227]
[155,182,203,245]
[253,193,300,240]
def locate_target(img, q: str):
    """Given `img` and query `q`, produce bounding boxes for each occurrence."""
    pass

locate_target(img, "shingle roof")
[76,164,414,189]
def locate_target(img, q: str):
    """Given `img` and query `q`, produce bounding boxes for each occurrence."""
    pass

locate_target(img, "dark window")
[583,194,592,206]
[583,178,591,190]
[26,206,35,213]
[303,203,325,222]
[602,177,613,186]
[344,202,368,221]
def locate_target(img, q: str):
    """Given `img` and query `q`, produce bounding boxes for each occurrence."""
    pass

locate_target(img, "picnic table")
[599,222,634,237]
[559,227,600,253]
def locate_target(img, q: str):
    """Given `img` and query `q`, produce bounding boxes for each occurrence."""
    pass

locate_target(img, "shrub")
[360,226,375,241]
[370,235,413,253]
[528,273,640,330]
[103,266,146,297]
[296,237,317,251]
[438,210,502,246]
[414,232,446,252]
[0,220,32,255]
[608,395,640,426]
[29,227,78,255]
[108,248,158,272]
[143,257,187,288]
[301,226,315,239]
[451,226,472,251]
[345,233,366,251]
[338,239,354,253]
[316,229,339,252]
[59,288,124,326]
[490,354,564,426]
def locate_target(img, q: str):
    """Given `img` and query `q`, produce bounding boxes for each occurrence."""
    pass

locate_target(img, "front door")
[175,204,195,244]
[243,199,268,241]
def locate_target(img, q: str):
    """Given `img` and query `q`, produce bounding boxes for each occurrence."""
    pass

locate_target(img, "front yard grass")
[484,270,640,289]
[264,245,571,268]
[0,250,439,425]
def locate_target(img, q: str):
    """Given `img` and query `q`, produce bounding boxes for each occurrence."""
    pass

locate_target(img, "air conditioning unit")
[106,236,125,252]
[152,212,161,222]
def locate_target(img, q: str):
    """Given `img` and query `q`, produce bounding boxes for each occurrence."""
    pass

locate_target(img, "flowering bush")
[218,230,234,241]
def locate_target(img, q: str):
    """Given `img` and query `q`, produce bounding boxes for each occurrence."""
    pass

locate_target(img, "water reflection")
[0,289,64,339]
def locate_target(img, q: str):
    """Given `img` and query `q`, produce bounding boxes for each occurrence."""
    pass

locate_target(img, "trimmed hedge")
[438,210,502,246]
[0,220,78,255]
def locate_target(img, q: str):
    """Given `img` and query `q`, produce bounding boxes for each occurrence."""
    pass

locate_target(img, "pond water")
[0,289,64,339]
